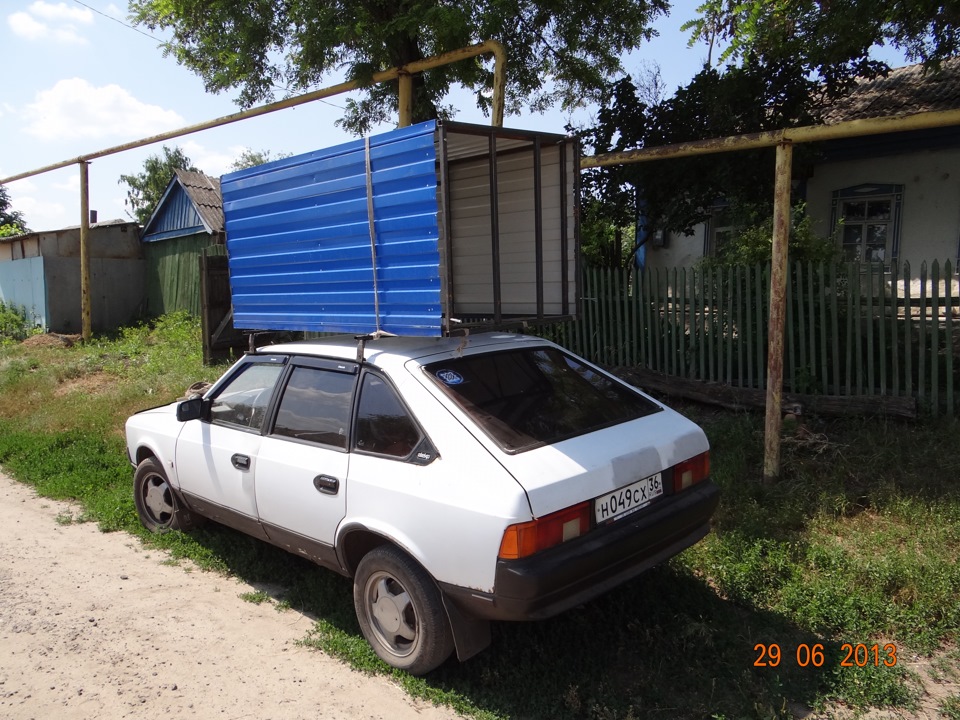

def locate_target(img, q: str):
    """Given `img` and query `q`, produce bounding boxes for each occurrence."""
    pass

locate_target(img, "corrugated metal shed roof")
[822,59,960,124]
[222,121,442,336]
[141,170,223,242]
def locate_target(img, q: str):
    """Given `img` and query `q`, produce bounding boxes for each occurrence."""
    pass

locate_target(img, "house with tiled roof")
[140,169,226,317]
[805,59,960,269]
[647,60,960,270]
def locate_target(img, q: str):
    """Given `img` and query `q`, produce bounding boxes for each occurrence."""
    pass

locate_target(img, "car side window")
[354,373,421,459]
[272,366,355,449]
[209,362,285,431]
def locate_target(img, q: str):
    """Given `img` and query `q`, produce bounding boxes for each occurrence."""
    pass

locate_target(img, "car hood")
[133,401,180,417]
[494,407,709,517]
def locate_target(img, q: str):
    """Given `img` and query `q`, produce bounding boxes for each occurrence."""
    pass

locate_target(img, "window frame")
[831,183,904,265]
[704,202,736,257]
[267,357,360,452]
[351,369,435,464]
[206,355,289,434]
[423,346,663,455]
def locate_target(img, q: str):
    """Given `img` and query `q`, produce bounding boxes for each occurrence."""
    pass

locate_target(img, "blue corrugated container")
[221,120,578,336]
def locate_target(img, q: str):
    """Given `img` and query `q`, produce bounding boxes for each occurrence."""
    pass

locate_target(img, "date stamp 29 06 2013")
[754,643,898,668]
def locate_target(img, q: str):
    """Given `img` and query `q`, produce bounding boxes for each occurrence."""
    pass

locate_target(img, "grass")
[0,313,957,719]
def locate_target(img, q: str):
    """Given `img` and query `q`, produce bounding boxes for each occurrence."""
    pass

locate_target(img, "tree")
[683,0,960,98]
[129,0,668,135]
[578,59,820,243]
[119,146,199,225]
[0,185,27,237]
[230,148,293,172]
[580,0,960,250]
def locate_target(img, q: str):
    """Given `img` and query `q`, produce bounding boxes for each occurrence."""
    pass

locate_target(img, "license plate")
[594,473,663,525]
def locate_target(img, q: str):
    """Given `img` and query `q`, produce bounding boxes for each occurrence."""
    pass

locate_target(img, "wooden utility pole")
[763,141,793,481]
[79,161,92,342]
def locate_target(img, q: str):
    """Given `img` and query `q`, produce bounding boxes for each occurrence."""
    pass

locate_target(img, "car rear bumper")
[440,480,720,621]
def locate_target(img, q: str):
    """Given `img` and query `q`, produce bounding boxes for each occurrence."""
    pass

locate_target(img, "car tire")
[353,545,454,675]
[133,457,201,533]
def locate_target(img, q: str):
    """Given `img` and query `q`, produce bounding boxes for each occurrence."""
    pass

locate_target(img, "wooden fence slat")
[698,268,706,381]
[931,260,940,416]
[904,262,914,399]
[745,265,754,388]
[754,263,762,388]
[786,261,796,391]
[877,263,887,395]
[919,262,927,401]
[891,260,900,398]
[945,260,955,417]
[830,262,840,394]
[866,263,876,395]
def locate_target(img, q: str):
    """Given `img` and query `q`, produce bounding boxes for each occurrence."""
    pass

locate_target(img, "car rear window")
[425,346,661,453]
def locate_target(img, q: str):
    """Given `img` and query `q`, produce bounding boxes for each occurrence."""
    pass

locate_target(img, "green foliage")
[0,302,37,344]
[229,148,293,172]
[578,61,820,238]
[582,1,960,245]
[700,204,841,268]
[580,200,636,268]
[684,0,960,80]
[0,184,27,233]
[129,0,669,134]
[0,312,958,718]
[0,223,26,238]
[118,146,199,225]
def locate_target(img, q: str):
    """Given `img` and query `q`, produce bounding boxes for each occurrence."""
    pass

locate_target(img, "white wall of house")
[644,225,708,270]
[805,147,960,269]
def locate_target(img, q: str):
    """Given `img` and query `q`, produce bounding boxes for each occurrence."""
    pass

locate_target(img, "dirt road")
[0,471,463,720]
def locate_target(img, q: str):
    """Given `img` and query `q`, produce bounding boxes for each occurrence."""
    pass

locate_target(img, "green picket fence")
[537,260,958,417]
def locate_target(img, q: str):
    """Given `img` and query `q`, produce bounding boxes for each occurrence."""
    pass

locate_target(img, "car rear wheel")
[133,457,201,533]
[353,545,454,675]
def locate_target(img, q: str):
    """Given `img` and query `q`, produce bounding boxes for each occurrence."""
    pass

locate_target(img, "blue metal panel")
[142,184,205,242]
[221,120,442,335]
[0,257,48,329]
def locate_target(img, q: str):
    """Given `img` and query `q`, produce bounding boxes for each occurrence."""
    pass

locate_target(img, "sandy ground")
[0,470,463,720]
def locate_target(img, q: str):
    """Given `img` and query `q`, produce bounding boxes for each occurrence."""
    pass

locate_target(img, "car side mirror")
[176,397,205,422]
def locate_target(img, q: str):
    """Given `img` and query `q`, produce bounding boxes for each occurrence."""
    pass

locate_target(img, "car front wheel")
[133,457,200,533]
[353,545,454,675]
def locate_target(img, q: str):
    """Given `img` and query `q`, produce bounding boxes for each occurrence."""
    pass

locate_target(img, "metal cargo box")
[221,120,578,336]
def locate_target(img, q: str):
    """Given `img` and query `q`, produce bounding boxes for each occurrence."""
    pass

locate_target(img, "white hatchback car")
[125,332,718,674]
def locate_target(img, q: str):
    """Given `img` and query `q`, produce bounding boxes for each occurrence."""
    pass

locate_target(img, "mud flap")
[441,594,491,662]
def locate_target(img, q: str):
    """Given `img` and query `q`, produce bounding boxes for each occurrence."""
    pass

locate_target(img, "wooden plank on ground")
[612,366,918,419]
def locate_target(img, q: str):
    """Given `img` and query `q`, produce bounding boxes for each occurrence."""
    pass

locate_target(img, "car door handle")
[313,475,340,495]
[231,453,251,470]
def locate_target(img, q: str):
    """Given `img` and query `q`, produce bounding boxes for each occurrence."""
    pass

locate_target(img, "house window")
[705,204,735,256]
[831,184,903,263]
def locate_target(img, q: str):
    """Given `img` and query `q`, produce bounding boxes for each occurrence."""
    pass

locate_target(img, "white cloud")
[52,176,78,192]
[8,12,47,40]
[14,195,69,230]
[180,141,247,176]
[7,2,93,45]
[9,178,40,194]
[28,1,93,24]
[23,78,185,141]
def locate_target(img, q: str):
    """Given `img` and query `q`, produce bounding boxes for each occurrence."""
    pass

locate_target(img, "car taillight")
[673,451,710,492]
[498,501,591,560]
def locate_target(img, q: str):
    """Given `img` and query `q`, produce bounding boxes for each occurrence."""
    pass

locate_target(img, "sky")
[0,1,909,232]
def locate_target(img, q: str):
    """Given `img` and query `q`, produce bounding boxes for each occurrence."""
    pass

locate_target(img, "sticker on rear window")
[435,369,464,385]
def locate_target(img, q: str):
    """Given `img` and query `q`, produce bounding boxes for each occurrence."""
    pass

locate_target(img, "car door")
[175,356,287,539]
[254,357,357,568]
